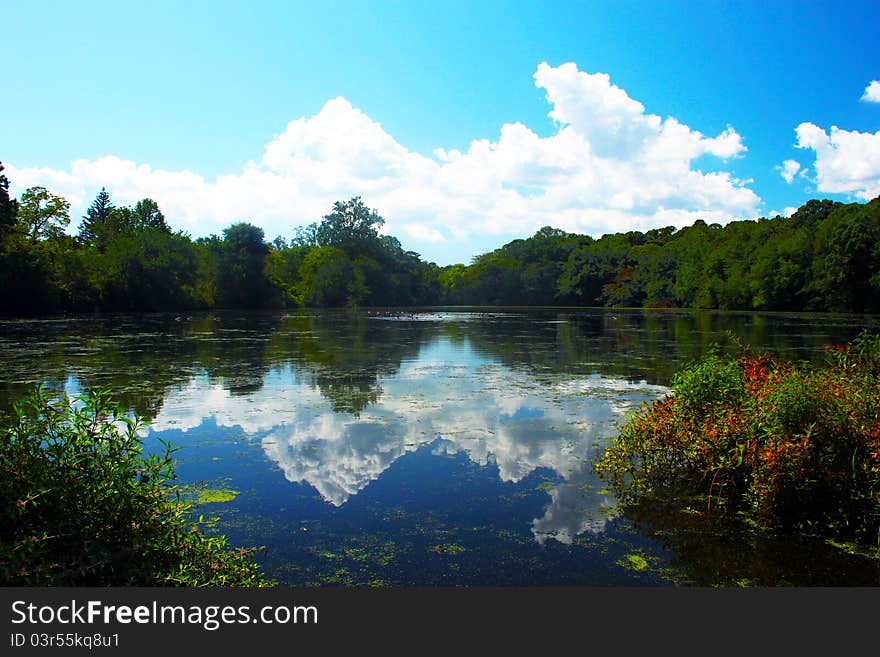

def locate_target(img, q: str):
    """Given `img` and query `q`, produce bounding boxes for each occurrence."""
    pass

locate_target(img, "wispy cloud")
[777,159,802,184]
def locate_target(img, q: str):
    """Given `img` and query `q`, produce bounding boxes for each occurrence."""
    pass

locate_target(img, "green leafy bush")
[0,388,273,586]
[596,331,880,545]
[670,349,747,413]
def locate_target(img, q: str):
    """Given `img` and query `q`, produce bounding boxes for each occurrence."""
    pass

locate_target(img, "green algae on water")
[196,488,240,504]
[617,553,649,571]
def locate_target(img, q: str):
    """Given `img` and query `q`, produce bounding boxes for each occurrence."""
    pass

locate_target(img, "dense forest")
[2,161,879,315]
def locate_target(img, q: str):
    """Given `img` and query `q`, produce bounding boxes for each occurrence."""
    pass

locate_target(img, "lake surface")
[2,308,879,585]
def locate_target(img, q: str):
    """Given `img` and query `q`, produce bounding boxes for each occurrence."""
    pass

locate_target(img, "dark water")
[2,308,879,586]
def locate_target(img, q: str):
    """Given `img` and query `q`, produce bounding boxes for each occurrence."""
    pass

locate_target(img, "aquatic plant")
[196,487,240,504]
[596,331,880,546]
[0,388,272,585]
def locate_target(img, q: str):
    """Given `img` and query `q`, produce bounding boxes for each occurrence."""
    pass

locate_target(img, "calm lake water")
[2,308,880,586]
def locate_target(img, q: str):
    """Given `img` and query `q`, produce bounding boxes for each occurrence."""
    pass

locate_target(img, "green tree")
[296,246,356,307]
[314,196,384,254]
[217,222,277,308]
[77,187,115,249]
[789,199,843,228]
[438,264,468,304]
[132,198,169,232]
[16,187,70,242]
[668,220,714,307]
[0,182,79,313]
[0,162,18,236]
[192,235,221,306]
[559,234,634,306]
[462,226,588,306]
[292,222,320,248]
[95,229,201,311]
[264,243,309,305]
[809,198,880,312]
[633,242,678,307]
[466,252,523,305]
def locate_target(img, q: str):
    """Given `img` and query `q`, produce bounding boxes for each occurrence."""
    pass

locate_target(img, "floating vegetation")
[8,310,880,586]
[496,529,529,545]
[383,507,409,521]
[826,539,880,560]
[429,543,467,555]
[617,553,649,571]
[196,488,240,504]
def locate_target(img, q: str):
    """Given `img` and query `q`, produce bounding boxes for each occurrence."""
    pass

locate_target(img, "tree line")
[1,161,878,314]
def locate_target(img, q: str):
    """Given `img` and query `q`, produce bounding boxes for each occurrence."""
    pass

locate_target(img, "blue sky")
[3,0,879,265]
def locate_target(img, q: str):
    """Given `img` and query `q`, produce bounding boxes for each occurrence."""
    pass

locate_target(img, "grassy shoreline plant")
[596,331,880,547]
[0,388,273,586]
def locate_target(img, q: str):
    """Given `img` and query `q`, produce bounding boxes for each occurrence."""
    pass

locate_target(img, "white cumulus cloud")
[777,159,802,184]
[861,80,880,103]
[794,122,880,200]
[768,206,799,218]
[5,62,761,264]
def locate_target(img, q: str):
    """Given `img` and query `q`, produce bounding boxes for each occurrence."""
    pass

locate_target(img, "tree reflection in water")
[2,308,878,585]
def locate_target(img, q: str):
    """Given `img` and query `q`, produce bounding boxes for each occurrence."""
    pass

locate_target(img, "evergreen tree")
[78,187,115,248]
[0,162,19,235]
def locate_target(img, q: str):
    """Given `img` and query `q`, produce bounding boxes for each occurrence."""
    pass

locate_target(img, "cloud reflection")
[147,339,667,542]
